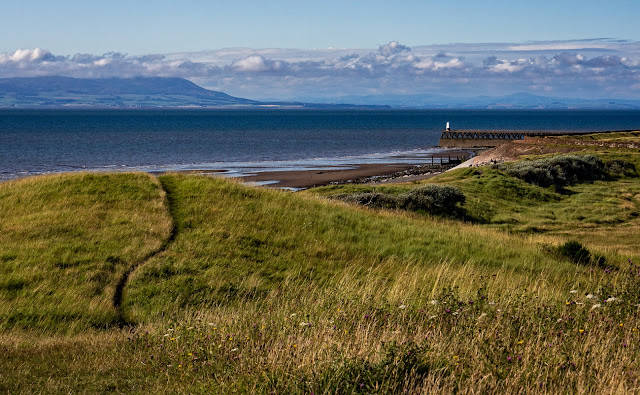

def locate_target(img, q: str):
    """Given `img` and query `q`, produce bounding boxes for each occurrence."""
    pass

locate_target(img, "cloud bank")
[1,39,639,100]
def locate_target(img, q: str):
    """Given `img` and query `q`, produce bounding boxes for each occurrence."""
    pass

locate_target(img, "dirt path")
[112,176,177,327]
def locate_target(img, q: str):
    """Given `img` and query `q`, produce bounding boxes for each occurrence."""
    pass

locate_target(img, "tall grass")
[1,133,640,393]
[5,259,638,393]
[124,175,579,324]
[0,173,172,332]
[311,145,640,262]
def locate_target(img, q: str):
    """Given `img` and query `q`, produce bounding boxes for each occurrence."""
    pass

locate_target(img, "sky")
[1,1,640,100]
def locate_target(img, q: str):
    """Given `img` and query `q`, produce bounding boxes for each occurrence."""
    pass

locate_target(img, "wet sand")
[240,163,422,189]
[167,151,474,190]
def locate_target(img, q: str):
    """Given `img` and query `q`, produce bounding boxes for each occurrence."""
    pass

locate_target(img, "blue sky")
[3,0,639,54]
[1,1,640,100]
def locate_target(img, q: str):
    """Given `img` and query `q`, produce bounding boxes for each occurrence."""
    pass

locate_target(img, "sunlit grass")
[311,134,640,262]
[2,133,640,393]
[0,173,172,332]
[124,175,579,324]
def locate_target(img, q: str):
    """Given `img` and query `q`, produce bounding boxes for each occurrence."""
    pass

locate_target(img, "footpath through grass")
[2,136,640,393]
[0,173,172,332]
[124,174,578,323]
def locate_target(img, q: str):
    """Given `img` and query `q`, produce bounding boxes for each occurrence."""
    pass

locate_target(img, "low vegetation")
[2,132,640,393]
[332,184,466,218]
[0,173,172,332]
[495,154,636,190]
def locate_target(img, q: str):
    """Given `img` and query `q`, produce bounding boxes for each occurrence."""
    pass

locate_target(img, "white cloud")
[0,48,54,64]
[230,54,286,72]
[93,58,112,66]
[1,39,639,99]
[433,58,465,71]
[378,41,411,57]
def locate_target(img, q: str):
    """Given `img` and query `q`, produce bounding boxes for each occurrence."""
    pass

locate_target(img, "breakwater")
[438,129,636,148]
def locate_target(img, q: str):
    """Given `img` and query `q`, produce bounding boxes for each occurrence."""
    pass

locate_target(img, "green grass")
[125,174,577,324]
[548,130,640,142]
[312,143,640,262]
[0,173,172,332]
[2,133,640,393]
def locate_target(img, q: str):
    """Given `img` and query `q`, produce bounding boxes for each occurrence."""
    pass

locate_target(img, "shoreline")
[170,150,475,190]
[1,150,474,188]
[237,162,457,189]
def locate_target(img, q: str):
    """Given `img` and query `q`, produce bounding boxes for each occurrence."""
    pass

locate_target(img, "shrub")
[497,155,608,189]
[398,185,466,216]
[605,159,638,177]
[333,192,398,209]
[557,240,591,264]
[333,185,466,218]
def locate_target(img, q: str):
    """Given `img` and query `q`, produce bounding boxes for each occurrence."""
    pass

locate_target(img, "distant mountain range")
[1,76,639,109]
[325,92,640,109]
[0,76,386,109]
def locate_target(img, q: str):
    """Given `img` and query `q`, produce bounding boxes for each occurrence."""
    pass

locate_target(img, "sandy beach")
[239,163,436,189]
[167,151,474,189]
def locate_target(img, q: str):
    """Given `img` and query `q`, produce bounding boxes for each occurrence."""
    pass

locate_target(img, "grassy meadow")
[1,132,640,393]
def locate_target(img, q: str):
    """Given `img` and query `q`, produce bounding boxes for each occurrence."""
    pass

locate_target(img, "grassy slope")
[124,175,577,323]
[311,135,640,262]
[0,173,172,332]
[2,134,640,392]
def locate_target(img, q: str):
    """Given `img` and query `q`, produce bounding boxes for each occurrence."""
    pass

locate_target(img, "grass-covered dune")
[0,173,172,332]
[2,134,640,393]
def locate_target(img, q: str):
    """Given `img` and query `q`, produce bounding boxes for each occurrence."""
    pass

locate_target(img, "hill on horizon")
[0,76,260,108]
[0,76,388,109]
[1,75,639,109]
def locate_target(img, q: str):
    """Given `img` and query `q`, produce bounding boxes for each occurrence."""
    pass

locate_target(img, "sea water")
[1,109,640,180]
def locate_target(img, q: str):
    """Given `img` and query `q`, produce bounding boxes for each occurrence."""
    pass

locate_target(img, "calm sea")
[1,109,640,180]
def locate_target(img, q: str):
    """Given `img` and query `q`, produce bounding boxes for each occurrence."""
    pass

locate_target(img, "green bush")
[398,185,466,216]
[557,240,591,264]
[498,155,637,190]
[497,155,607,189]
[333,192,398,209]
[605,159,638,177]
[333,185,466,218]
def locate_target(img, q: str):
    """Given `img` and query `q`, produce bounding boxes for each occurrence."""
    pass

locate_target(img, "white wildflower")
[399,304,407,310]
[557,318,563,323]
[575,302,584,306]
[605,297,618,303]
[300,322,311,326]
[570,290,578,294]
[591,304,602,310]
[488,302,496,305]
[586,294,598,300]
[230,348,238,352]
[430,300,438,305]
[429,315,437,319]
